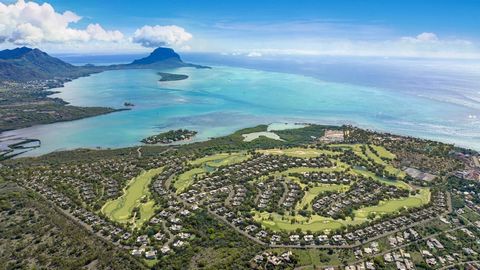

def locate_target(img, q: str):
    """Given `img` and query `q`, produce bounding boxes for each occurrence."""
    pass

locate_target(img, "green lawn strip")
[101,167,163,226]
[354,188,431,218]
[253,188,430,232]
[257,147,341,158]
[353,169,412,190]
[174,167,207,194]
[364,145,406,178]
[331,143,405,179]
[296,184,350,211]
[136,200,156,228]
[253,166,350,184]
[189,152,250,167]
[253,211,366,232]
[144,259,158,267]
[370,145,396,160]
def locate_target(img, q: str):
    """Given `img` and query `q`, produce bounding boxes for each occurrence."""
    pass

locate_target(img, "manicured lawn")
[370,145,396,160]
[283,166,348,175]
[354,188,431,218]
[253,188,430,232]
[189,152,250,167]
[331,143,405,178]
[296,184,350,211]
[253,211,366,232]
[101,167,163,227]
[257,147,341,158]
[353,169,412,190]
[174,167,207,194]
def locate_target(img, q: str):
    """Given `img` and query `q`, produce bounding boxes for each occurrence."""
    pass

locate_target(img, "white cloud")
[221,32,479,59]
[246,51,262,57]
[86,23,123,42]
[0,0,123,45]
[401,32,439,43]
[132,25,192,48]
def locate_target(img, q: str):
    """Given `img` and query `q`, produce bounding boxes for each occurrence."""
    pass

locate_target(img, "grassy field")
[370,145,396,160]
[101,167,163,228]
[253,188,430,232]
[174,167,207,194]
[189,152,250,167]
[331,144,405,178]
[253,211,366,232]
[257,147,340,158]
[353,169,412,190]
[354,188,431,218]
[254,165,350,184]
[296,184,350,211]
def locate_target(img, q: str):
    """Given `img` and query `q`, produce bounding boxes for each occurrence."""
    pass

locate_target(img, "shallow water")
[3,64,480,157]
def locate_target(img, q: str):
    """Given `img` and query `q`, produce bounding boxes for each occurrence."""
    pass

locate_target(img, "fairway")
[101,167,163,227]
[296,184,350,211]
[189,152,250,167]
[331,144,405,178]
[354,188,431,218]
[370,145,396,160]
[253,188,430,232]
[258,147,340,158]
[253,211,366,232]
[353,169,412,190]
[174,167,207,194]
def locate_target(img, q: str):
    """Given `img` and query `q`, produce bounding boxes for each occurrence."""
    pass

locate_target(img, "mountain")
[0,46,209,82]
[123,47,209,69]
[130,47,181,65]
[0,47,97,82]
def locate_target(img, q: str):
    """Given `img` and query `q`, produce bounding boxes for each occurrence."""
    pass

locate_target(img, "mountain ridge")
[0,46,209,82]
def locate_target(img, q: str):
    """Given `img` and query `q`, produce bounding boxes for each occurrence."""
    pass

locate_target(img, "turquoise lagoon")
[3,65,480,156]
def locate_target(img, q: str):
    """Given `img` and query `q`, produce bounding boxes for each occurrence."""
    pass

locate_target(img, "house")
[173,240,185,248]
[136,235,148,244]
[160,246,171,254]
[154,232,165,241]
[131,249,142,257]
[178,232,191,239]
[145,250,157,259]
[289,235,300,242]
[303,234,314,242]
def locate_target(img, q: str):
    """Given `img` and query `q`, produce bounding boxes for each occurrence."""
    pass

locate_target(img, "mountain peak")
[0,47,35,60]
[130,47,182,65]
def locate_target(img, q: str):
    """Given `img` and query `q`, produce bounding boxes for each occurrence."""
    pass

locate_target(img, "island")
[141,129,197,144]
[158,72,189,82]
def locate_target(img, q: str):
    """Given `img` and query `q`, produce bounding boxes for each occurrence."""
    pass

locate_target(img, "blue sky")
[1,0,480,58]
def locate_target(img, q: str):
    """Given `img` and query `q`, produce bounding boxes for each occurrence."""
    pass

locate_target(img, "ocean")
[2,53,480,156]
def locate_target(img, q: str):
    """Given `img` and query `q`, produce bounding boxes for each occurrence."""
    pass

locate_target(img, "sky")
[1,0,480,58]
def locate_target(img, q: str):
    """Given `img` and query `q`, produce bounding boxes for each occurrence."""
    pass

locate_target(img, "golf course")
[101,167,163,228]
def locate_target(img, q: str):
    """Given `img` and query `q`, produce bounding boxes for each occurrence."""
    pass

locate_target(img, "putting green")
[101,167,163,227]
